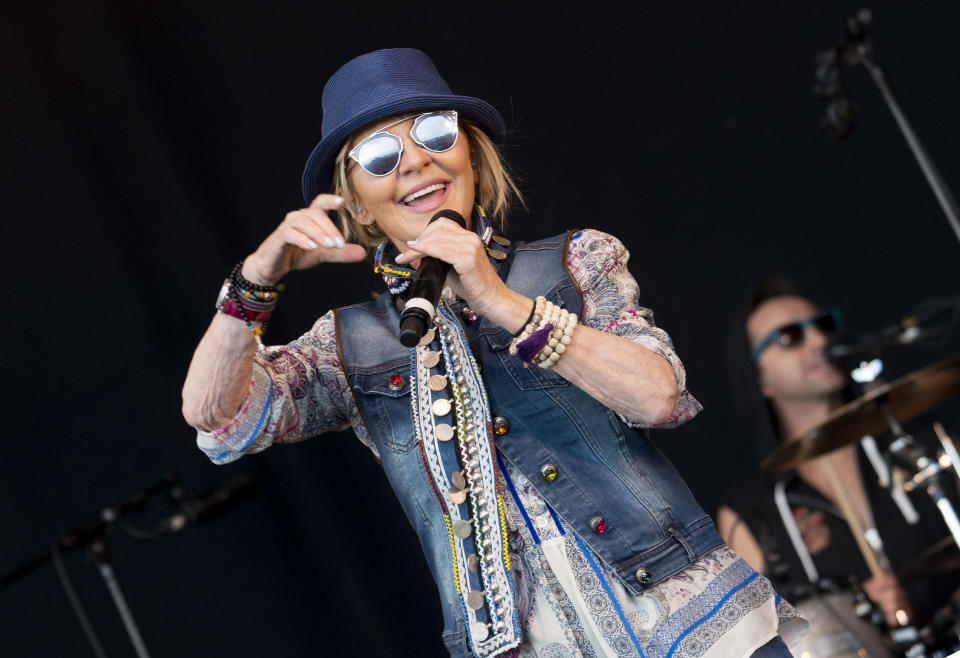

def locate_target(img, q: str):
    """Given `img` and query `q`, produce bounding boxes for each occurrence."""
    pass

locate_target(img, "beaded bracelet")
[512,299,538,338]
[531,303,565,362]
[513,299,559,364]
[216,262,285,353]
[537,311,578,369]
[232,262,285,297]
[508,296,547,356]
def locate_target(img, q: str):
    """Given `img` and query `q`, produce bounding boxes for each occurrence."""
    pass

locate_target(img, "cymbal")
[762,356,960,472]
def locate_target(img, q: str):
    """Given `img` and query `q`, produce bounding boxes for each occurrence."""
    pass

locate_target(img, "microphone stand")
[855,50,960,246]
[1,475,177,658]
[826,10,960,247]
[88,536,152,658]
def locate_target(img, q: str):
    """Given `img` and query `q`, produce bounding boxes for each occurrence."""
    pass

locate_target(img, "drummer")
[717,277,960,628]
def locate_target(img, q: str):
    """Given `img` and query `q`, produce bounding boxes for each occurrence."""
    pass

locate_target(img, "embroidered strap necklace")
[409,299,521,656]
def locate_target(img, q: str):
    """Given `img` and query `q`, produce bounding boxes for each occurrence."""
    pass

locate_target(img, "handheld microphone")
[398,209,466,347]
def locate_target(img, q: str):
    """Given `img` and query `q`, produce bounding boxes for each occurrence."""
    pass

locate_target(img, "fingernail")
[395,253,406,263]
[323,237,335,247]
[406,239,418,245]
[335,237,345,248]
[332,196,344,204]
[307,239,319,249]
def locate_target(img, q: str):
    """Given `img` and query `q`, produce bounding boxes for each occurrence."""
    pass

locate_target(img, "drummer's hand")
[243,195,367,285]
[394,218,509,315]
[862,573,913,627]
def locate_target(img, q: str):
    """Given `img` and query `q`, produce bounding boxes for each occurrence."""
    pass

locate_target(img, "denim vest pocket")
[352,364,417,453]
[480,326,570,391]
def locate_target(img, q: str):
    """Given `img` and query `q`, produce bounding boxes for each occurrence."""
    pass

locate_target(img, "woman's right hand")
[242,194,367,285]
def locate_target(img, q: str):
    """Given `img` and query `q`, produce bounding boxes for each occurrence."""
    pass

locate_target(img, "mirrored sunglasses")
[751,308,843,361]
[347,110,459,177]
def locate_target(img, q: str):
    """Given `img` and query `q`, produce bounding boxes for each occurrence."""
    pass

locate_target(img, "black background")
[3,1,959,656]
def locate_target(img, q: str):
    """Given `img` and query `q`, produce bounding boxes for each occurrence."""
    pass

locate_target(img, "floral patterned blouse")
[197,230,803,657]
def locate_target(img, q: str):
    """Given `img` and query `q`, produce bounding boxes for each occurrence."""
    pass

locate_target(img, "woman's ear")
[352,202,375,226]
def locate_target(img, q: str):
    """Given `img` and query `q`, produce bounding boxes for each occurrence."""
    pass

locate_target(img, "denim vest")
[335,232,722,656]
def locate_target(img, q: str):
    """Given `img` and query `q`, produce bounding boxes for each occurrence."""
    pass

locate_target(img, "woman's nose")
[397,132,430,176]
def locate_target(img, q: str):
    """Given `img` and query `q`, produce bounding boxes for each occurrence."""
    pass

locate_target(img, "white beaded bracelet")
[538,311,578,369]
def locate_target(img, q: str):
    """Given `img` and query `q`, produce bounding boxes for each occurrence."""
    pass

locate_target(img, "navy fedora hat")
[301,48,506,203]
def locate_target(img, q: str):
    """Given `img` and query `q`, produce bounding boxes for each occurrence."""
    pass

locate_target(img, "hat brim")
[301,94,505,204]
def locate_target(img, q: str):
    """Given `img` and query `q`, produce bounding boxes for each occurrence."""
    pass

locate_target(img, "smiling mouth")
[401,182,448,206]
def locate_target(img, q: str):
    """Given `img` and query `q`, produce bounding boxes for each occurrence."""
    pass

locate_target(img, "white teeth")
[402,183,446,204]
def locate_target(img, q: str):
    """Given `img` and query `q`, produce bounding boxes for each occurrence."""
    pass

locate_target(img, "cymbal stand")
[881,403,960,552]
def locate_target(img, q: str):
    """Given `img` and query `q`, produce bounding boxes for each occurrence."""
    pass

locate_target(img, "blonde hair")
[331,116,523,249]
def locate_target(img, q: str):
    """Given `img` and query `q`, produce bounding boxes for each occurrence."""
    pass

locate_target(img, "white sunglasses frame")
[347,110,459,177]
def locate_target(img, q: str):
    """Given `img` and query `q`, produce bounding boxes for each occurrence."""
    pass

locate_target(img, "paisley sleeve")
[196,310,377,464]
[565,229,702,428]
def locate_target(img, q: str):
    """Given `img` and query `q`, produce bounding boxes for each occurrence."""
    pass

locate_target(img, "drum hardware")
[862,434,920,524]
[884,417,960,553]
[934,422,960,484]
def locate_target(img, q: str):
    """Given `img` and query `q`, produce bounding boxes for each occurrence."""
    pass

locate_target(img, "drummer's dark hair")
[723,275,809,472]
[746,275,805,318]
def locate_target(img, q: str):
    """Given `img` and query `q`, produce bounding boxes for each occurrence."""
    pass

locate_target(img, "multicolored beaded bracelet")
[216,262,285,353]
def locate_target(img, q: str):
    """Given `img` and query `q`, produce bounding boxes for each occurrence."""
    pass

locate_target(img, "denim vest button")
[388,373,404,391]
[635,566,652,585]
[540,464,558,482]
[493,417,510,436]
[590,516,608,534]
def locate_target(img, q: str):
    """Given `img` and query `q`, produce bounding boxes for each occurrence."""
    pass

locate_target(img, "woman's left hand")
[395,218,526,329]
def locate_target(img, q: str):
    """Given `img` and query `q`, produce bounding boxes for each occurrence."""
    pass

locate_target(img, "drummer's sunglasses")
[751,308,843,361]
[348,110,459,177]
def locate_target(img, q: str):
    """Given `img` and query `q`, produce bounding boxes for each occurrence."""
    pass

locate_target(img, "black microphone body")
[166,473,259,531]
[398,209,467,347]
